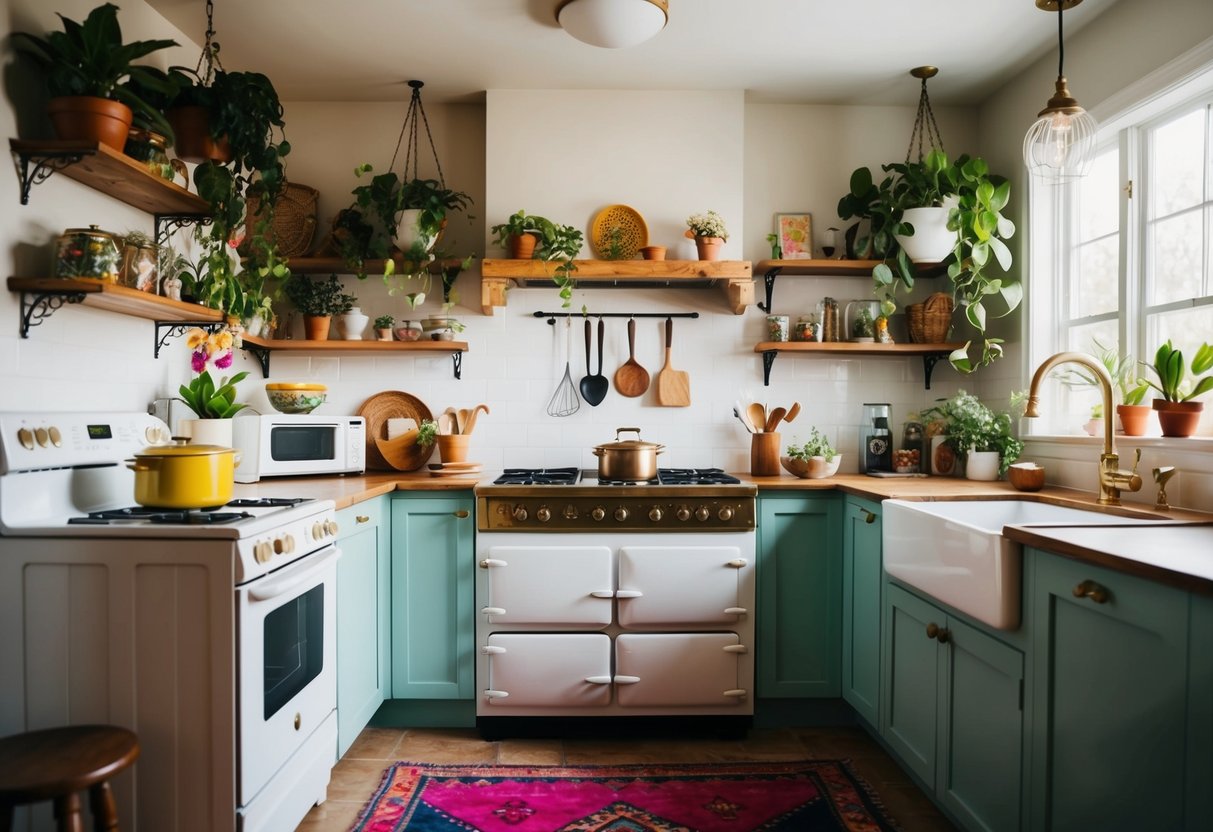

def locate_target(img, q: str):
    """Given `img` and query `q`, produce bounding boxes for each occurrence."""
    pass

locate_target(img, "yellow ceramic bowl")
[266,383,327,414]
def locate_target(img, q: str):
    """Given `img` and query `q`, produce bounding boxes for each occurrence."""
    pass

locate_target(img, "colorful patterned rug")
[350,760,898,831]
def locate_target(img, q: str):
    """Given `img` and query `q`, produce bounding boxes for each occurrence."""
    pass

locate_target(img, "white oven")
[231,414,365,482]
[474,468,757,738]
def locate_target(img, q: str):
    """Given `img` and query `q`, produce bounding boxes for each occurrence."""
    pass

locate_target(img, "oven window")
[270,426,336,461]
[263,584,324,719]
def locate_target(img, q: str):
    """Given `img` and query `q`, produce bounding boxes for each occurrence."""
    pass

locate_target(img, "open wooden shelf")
[753,340,965,389]
[10,139,209,216]
[480,258,754,315]
[753,258,948,313]
[242,335,467,354]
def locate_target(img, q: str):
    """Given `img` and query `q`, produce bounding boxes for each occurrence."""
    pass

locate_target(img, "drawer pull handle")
[723,644,748,653]
[355,515,370,524]
[454,509,470,519]
[615,590,643,599]
[480,645,506,655]
[1072,580,1109,604]
[590,590,615,598]
[584,675,612,685]
[613,675,641,685]
[722,689,747,698]
[926,622,950,643]
[727,559,748,568]
[479,558,508,569]
[724,607,748,616]
[861,509,877,524]
[482,606,507,616]
[484,689,509,699]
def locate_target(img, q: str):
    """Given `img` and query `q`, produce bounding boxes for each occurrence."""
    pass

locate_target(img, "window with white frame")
[1029,68,1213,438]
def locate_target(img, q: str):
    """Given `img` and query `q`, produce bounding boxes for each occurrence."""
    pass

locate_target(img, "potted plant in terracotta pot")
[374,314,395,341]
[1141,339,1213,437]
[12,3,178,152]
[1058,338,1151,436]
[490,210,546,259]
[685,210,728,261]
[284,274,357,341]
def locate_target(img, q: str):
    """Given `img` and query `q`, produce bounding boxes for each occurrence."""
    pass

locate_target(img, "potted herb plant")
[490,210,546,259]
[921,390,1023,480]
[685,210,728,261]
[284,274,357,341]
[12,3,178,151]
[780,427,841,479]
[374,315,395,341]
[1141,339,1213,437]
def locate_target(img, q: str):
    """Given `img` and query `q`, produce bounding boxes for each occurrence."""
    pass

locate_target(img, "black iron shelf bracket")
[756,266,782,313]
[452,351,463,380]
[761,350,778,385]
[18,290,85,337]
[535,311,700,325]
[242,343,272,378]
[154,213,212,247]
[153,321,226,359]
[12,149,88,205]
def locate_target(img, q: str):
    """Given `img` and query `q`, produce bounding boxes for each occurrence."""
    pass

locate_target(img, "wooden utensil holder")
[750,432,781,477]
[436,434,469,464]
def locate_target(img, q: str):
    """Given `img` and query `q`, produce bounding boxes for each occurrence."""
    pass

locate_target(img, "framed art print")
[776,213,813,259]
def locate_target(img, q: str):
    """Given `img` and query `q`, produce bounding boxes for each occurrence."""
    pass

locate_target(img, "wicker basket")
[240,182,320,258]
[906,292,954,343]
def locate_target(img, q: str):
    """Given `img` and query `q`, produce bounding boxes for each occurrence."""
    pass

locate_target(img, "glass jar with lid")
[54,225,121,282]
[123,127,174,182]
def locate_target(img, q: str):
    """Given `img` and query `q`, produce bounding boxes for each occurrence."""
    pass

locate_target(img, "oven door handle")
[727,558,748,568]
[724,607,748,616]
[613,675,641,685]
[484,689,510,699]
[248,547,342,602]
[722,689,748,698]
[615,590,643,599]
[584,675,612,685]
[589,590,615,598]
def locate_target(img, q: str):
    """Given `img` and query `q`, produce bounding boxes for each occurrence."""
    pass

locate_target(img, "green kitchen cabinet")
[1029,549,1205,831]
[841,496,882,727]
[883,582,1023,832]
[756,494,841,697]
[336,497,391,758]
[389,493,475,699]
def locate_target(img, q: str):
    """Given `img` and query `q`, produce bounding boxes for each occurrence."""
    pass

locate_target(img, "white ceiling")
[144,0,1118,106]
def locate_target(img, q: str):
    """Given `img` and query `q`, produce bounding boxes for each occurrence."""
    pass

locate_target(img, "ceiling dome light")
[1023,0,1097,184]
[556,0,669,49]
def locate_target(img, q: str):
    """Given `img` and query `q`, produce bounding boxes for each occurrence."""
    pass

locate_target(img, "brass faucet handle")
[1131,447,1141,474]
[1153,466,1176,511]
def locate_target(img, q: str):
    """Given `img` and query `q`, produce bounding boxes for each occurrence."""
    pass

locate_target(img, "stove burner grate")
[226,498,308,508]
[493,467,581,486]
[67,505,256,525]
[658,468,742,485]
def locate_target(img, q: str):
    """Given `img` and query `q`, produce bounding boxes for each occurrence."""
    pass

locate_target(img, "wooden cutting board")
[655,317,690,406]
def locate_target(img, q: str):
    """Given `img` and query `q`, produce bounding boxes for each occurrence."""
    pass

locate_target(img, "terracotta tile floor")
[297,724,957,831]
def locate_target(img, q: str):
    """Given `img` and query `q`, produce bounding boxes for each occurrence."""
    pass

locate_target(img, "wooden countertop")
[231,472,478,510]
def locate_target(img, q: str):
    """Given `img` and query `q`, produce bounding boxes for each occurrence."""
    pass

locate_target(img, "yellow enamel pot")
[127,443,241,509]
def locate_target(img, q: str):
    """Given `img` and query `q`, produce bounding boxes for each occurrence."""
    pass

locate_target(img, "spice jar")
[55,225,121,282]
[119,235,159,293]
[123,127,174,182]
[765,314,790,342]
[793,316,818,342]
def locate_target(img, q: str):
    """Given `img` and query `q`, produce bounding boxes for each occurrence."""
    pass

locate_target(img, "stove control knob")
[325,520,339,537]
[536,506,551,523]
[676,506,691,522]
[48,427,62,447]
[718,506,735,522]
[17,428,33,450]
[512,505,528,522]
[614,507,629,522]
[648,506,663,522]
[34,427,49,447]
[562,504,579,520]
[273,537,285,555]
[591,507,606,522]
[144,426,166,444]
[695,506,711,522]
[283,534,296,554]
[312,522,323,540]
[255,542,272,563]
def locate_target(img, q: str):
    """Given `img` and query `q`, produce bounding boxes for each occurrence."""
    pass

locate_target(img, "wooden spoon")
[785,401,801,424]
[613,318,650,398]
[438,409,457,435]
[764,407,787,434]
[748,402,767,433]
[455,408,471,435]
[463,404,490,435]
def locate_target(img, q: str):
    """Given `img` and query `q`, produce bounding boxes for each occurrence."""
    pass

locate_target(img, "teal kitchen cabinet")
[883,582,1023,832]
[336,497,391,757]
[1029,549,1208,831]
[842,496,882,727]
[756,494,841,697]
[389,493,475,699]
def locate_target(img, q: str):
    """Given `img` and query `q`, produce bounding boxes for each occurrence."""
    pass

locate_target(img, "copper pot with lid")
[592,427,664,481]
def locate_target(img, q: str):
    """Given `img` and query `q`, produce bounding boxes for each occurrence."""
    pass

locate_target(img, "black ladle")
[580,318,609,406]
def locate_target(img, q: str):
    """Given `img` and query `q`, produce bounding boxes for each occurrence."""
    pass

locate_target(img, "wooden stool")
[0,725,139,832]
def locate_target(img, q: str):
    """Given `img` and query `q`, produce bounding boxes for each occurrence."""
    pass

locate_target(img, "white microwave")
[232,414,365,483]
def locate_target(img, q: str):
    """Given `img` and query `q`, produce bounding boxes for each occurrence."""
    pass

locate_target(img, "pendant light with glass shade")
[1023,0,1098,184]
[556,0,669,49]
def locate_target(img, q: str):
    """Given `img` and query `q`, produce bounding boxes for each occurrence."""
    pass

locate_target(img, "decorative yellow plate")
[591,204,648,260]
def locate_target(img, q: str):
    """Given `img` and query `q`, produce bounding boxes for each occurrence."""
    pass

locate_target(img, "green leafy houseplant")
[1142,340,1213,403]
[491,211,583,307]
[178,328,248,419]
[343,165,472,267]
[921,390,1023,477]
[415,419,438,448]
[283,274,356,317]
[489,210,544,254]
[12,3,178,143]
[786,428,838,462]
[374,314,395,330]
[1058,338,1149,406]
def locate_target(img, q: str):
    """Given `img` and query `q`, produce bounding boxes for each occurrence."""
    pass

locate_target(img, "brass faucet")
[1153,466,1176,511]
[1025,351,1142,505]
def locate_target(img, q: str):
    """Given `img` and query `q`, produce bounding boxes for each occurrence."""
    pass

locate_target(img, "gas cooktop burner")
[67,505,256,525]
[493,467,581,485]
[226,498,308,508]
[597,468,743,486]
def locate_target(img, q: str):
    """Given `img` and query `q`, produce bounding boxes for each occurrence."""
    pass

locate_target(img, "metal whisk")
[547,316,581,417]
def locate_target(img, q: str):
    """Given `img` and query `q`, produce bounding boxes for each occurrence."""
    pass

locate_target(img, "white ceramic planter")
[965,450,1001,481]
[895,205,955,263]
[335,308,369,340]
[395,208,439,254]
[181,418,233,448]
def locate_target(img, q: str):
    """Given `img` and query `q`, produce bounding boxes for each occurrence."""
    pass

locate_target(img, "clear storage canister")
[55,225,121,282]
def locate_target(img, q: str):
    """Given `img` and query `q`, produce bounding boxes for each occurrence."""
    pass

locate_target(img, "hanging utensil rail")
[535,311,699,325]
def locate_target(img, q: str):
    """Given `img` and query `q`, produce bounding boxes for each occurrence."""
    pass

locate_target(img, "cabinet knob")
[861,509,877,524]
[926,622,950,643]
[454,509,470,519]
[1072,579,1109,604]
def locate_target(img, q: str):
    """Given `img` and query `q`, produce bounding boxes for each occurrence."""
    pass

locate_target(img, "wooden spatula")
[614,318,650,398]
[655,317,690,407]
